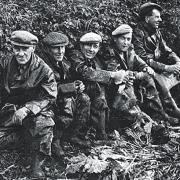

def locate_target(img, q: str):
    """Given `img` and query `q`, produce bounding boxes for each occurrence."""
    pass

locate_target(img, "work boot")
[52,139,65,158]
[70,136,91,148]
[163,97,180,120]
[143,94,179,125]
[96,130,108,140]
[163,113,179,126]
[69,121,91,148]
[31,152,45,179]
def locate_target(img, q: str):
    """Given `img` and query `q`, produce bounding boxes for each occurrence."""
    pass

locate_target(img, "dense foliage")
[0,0,180,57]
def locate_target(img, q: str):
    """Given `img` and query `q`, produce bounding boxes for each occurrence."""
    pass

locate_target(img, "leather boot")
[96,110,108,140]
[70,93,91,147]
[144,94,179,125]
[70,136,91,148]
[164,114,179,126]
[52,139,65,158]
[31,152,45,179]
[163,97,180,121]
[91,98,109,140]
[69,123,91,148]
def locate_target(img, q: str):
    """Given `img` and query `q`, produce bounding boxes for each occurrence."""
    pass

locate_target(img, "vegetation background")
[0,0,180,57]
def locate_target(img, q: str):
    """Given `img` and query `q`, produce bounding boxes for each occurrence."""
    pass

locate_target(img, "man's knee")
[91,96,108,110]
[76,93,90,108]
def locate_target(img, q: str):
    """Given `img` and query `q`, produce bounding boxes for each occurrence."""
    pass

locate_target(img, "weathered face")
[13,45,35,65]
[114,32,132,52]
[48,45,65,62]
[80,43,100,59]
[145,9,162,29]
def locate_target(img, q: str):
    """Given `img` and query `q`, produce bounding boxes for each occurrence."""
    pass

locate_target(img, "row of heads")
[11,23,132,47]
[11,2,162,47]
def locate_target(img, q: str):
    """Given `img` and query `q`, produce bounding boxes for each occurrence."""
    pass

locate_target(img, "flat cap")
[43,32,69,46]
[80,32,102,43]
[11,30,38,47]
[139,2,162,18]
[112,24,133,36]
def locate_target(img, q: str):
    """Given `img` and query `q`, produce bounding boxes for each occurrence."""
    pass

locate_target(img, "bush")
[0,0,179,56]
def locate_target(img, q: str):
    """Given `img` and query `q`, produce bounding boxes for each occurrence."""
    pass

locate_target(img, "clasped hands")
[111,70,135,87]
[74,80,85,93]
[164,63,180,75]
[111,66,155,88]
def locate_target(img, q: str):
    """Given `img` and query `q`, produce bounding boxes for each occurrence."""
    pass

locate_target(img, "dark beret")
[139,2,162,18]
[11,30,38,47]
[43,32,69,46]
[112,24,133,36]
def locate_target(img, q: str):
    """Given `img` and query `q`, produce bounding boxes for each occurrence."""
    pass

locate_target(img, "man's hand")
[111,70,126,85]
[143,67,155,76]
[74,80,85,93]
[125,71,135,88]
[134,72,144,80]
[4,107,29,127]
[165,64,180,74]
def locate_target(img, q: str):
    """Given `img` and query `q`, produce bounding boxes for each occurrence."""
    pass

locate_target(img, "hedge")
[0,0,179,57]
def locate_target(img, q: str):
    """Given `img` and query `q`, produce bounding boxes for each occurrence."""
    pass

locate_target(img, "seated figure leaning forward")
[41,32,91,158]
[69,32,130,140]
[0,30,57,179]
[104,24,175,133]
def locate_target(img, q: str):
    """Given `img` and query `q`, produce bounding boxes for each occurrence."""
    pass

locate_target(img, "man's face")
[48,46,65,62]
[114,32,132,52]
[80,43,100,59]
[13,45,35,65]
[145,9,162,29]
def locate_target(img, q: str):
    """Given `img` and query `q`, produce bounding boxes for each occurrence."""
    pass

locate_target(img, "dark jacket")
[70,50,112,83]
[0,53,57,117]
[105,44,148,72]
[104,45,148,107]
[42,53,77,96]
[70,50,112,98]
[133,22,180,72]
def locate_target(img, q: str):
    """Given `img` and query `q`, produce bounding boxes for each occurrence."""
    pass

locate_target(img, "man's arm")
[133,28,166,72]
[25,67,57,115]
[70,50,112,84]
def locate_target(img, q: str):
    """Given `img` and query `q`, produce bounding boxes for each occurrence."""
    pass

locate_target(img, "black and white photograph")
[0,0,180,179]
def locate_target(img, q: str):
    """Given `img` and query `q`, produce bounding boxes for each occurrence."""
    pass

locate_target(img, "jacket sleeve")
[70,50,112,84]
[160,34,180,64]
[133,28,166,71]
[25,66,57,115]
[58,82,77,94]
[133,53,148,71]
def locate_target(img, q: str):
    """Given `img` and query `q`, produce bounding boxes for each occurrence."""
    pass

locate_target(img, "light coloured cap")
[11,30,38,47]
[80,32,102,43]
[43,32,69,46]
[139,2,162,18]
[112,24,133,36]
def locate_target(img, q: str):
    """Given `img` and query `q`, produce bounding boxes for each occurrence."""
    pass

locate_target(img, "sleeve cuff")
[25,104,41,115]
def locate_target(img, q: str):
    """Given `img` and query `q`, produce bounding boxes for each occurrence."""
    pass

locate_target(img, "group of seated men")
[0,2,180,179]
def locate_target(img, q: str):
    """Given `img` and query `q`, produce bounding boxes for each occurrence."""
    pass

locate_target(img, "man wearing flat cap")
[133,2,180,123]
[0,30,57,178]
[104,24,177,131]
[69,32,127,139]
[41,32,91,156]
